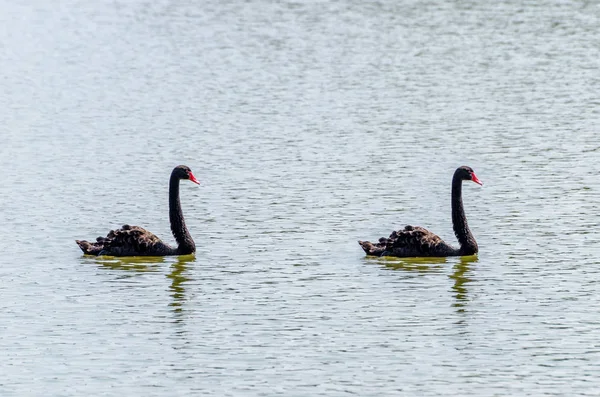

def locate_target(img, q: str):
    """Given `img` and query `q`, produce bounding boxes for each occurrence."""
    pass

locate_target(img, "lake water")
[1,0,599,395]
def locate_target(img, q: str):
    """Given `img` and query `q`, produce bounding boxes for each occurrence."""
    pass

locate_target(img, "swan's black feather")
[359,225,456,257]
[76,225,174,256]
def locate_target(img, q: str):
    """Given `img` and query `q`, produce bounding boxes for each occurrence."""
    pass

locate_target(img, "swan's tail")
[75,239,103,256]
[358,240,385,256]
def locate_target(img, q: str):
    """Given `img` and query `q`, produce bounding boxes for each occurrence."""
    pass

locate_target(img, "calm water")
[1,0,600,395]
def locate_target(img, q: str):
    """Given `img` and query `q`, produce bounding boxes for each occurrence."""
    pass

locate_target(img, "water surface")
[1,0,600,396]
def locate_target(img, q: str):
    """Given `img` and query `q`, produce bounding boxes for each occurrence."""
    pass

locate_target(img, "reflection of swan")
[84,255,166,273]
[366,256,447,273]
[366,255,479,311]
[167,255,195,313]
[449,255,478,310]
[87,255,195,319]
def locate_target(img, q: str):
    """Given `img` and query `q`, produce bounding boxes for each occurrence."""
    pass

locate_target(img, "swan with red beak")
[359,166,482,258]
[76,165,200,256]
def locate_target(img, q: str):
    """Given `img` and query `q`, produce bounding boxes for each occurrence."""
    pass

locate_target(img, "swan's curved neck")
[451,174,478,255]
[169,175,195,255]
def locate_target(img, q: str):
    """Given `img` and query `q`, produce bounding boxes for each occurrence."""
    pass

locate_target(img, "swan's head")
[457,166,483,186]
[174,165,200,185]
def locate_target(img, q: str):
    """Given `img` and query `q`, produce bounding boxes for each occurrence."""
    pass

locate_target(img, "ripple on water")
[1,0,600,396]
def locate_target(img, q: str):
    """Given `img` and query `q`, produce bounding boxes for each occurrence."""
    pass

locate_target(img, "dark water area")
[1,0,599,395]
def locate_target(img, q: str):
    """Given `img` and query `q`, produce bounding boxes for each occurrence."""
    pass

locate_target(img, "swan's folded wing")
[359,225,449,257]
[77,225,171,256]
[99,225,165,256]
[389,225,442,251]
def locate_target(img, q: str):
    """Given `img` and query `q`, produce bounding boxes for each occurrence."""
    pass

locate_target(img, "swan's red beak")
[471,173,483,186]
[188,172,200,185]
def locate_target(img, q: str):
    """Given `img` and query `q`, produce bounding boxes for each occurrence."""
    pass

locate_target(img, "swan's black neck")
[169,174,195,255]
[451,172,478,255]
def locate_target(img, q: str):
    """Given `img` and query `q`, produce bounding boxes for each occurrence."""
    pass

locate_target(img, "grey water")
[1,0,600,395]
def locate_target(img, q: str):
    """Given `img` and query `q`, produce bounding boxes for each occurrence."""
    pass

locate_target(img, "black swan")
[358,166,482,257]
[76,165,200,256]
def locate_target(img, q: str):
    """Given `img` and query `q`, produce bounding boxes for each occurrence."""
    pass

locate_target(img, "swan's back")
[76,224,174,256]
[359,225,457,257]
